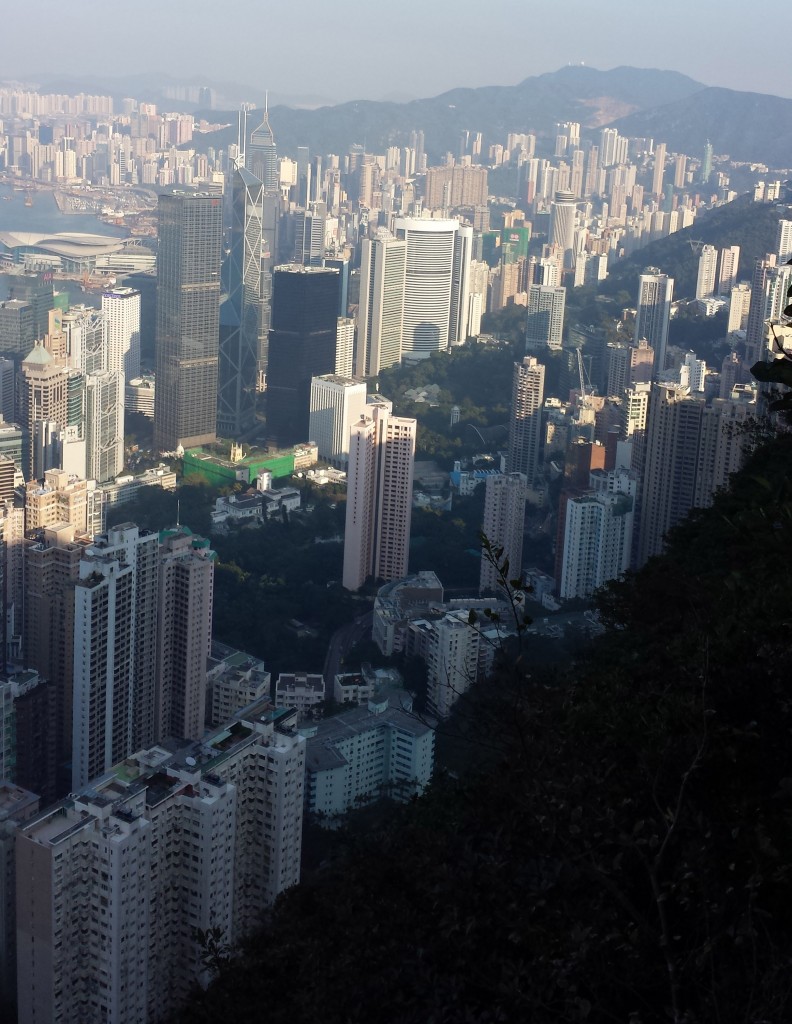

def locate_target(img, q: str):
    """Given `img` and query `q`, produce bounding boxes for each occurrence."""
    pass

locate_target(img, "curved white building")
[394,217,469,359]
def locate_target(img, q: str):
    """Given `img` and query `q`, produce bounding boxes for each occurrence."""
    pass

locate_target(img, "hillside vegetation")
[176,430,792,1024]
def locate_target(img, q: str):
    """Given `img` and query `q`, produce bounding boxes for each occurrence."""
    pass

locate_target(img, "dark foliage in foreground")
[176,433,792,1024]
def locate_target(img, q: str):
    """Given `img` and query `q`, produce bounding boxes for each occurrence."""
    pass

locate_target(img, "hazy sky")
[1,0,789,104]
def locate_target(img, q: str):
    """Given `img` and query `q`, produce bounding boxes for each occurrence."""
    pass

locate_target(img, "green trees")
[176,433,792,1024]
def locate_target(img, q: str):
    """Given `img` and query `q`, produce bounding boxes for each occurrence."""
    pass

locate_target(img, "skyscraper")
[102,286,141,381]
[652,142,666,198]
[155,526,215,742]
[634,270,673,377]
[525,284,566,351]
[718,246,740,296]
[549,189,577,270]
[267,265,339,447]
[154,191,223,453]
[393,217,469,358]
[84,370,123,482]
[480,472,527,594]
[248,99,279,194]
[217,167,272,436]
[342,399,416,591]
[356,234,407,376]
[507,356,545,483]
[775,218,792,265]
[308,374,367,467]
[695,245,718,300]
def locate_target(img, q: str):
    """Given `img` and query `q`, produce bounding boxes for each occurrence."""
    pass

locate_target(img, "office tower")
[296,145,311,206]
[335,317,355,377]
[394,217,468,358]
[559,472,636,600]
[718,246,740,295]
[342,400,416,591]
[701,139,713,183]
[16,714,304,1024]
[525,284,566,351]
[634,270,673,376]
[84,370,123,482]
[267,265,339,447]
[606,343,631,398]
[20,343,69,478]
[356,234,407,376]
[6,272,54,340]
[696,245,718,299]
[217,167,271,436]
[0,359,14,423]
[507,356,545,482]
[479,472,527,594]
[776,219,792,264]
[652,142,666,197]
[308,374,367,467]
[156,526,214,742]
[323,256,350,317]
[449,224,473,345]
[102,286,141,380]
[0,300,36,358]
[728,282,752,333]
[293,205,325,265]
[154,191,223,453]
[248,98,279,193]
[549,189,577,270]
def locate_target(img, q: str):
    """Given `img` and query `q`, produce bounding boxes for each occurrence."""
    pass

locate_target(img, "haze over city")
[3,0,790,103]
[0,7,792,1023]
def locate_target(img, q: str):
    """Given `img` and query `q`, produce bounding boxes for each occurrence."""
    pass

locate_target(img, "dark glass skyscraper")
[267,265,339,447]
[218,167,270,437]
[154,192,223,452]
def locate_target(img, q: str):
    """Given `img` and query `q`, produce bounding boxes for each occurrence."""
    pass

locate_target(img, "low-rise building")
[303,695,434,822]
[206,643,271,727]
[275,673,325,719]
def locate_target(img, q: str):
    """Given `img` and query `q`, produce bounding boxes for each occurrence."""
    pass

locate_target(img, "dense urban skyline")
[2,0,790,104]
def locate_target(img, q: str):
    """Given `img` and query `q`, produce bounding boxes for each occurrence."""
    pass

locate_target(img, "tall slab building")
[343,399,416,591]
[154,192,223,452]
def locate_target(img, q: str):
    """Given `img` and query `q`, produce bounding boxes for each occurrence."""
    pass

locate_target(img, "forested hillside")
[176,429,792,1023]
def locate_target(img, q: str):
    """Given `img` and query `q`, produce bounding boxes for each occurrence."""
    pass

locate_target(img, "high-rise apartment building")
[16,712,304,1024]
[267,265,339,447]
[652,142,666,198]
[342,400,416,591]
[695,244,718,299]
[480,472,527,594]
[728,282,751,333]
[776,218,792,265]
[637,384,754,566]
[154,191,223,452]
[717,246,740,295]
[102,286,141,381]
[634,270,673,377]
[155,526,214,743]
[335,317,355,377]
[559,469,636,600]
[525,284,565,351]
[507,356,545,483]
[308,374,367,467]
